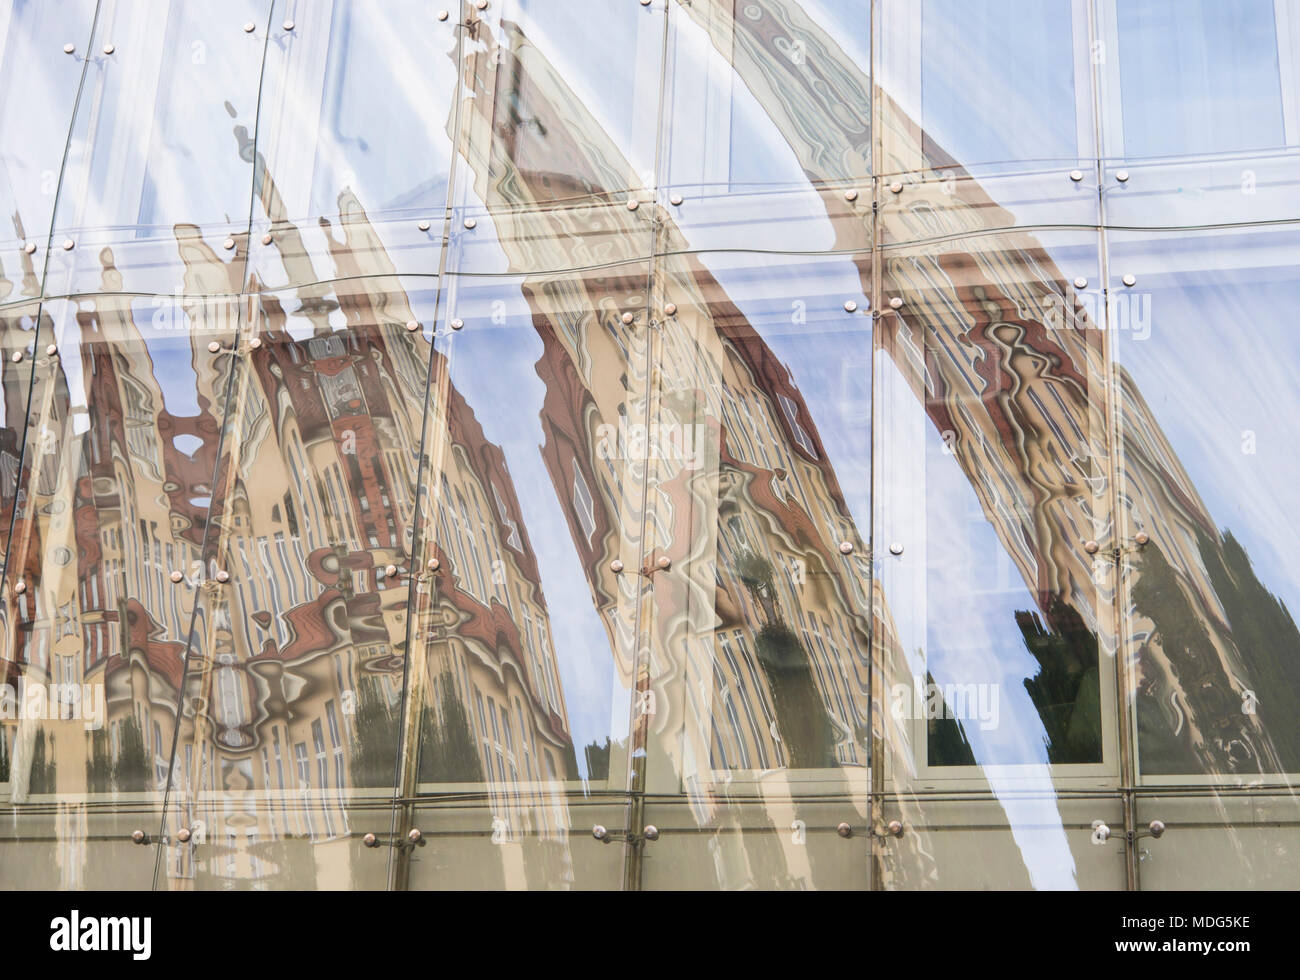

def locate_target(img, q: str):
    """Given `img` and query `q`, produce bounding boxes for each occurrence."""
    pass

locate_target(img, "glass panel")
[444,0,663,276]
[1135,794,1300,890]
[0,292,238,889]
[0,301,41,580]
[876,229,1117,797]
[245,0,460,290]
[1104,0,1290,162]
[1111,226,1300,785]
[1101,156,1300,228]
[399,262,647,890]
[879,0,1092,177]
[660,0,872,253]
[45,0,272,298]
[0,0,97,302]
[878,794,1126,889]
[636,251,871,889]
[640,799,870,890]
[161,276,438,889]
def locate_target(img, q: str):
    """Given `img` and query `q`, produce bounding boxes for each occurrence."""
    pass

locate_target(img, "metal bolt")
[640,0,652,5]
[669,193,683,206]
[1073,277,1088,289]
[1094,822,1111,842]
[223,237,236,251]
[1148,820,1166,839]
[1116,170,1129,183]
[170,570,184,584]
[261,233,272,245]
[843,300,858,313]
[621,312,635,325]
[131,829,147,844]
[362,832,380,848]
[656,555,671,570]
[1069,169,1084,182]
[438,10,450,21]
[1135,531,1150,546]
[664,303,677,316]
[418,220,431,232]
[62,239,74,251]
[215,569,230,583]
[592,825,609,841]
[23,242,36,255]
[407,827,423,844]
[889,181,903,194]
[45,344,57,357]
[243,21,256,33]
[844,188,858,202]
[405,320,420,332]
[282,20,294,31]
[63,43,76,54]
[626,198,639,211]
[427,557,441,572]
[889,297,904,310]
[102,43,115,55]
[450,318,464,331]
[1122,273,1136,287]
[642,825,659,841]
[248,337,262,350]
[889,542,904,556]
[463,217,476,229]
[887,820,904,837]
[176,827,192,843]
[1084,540,1099,554]
[385,564,398,578]
[610,559,624,573]
[13,581,26,595]
[11,351,21,363]
[838,541,853,555]
[207,341,221,354]
[476,0,488,8]
[836,822,852,838]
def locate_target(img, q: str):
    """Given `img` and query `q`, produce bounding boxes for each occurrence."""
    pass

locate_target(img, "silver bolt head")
[427,557,441,572]
[476,0,488,9]
[63,43,76,54]
[844,188,858,202]
[62,239,74,251]
[1069,169,1084,181]
[362,832,379,848]
[1122,274,1136,287]
[643,825,660,841]
[1148,819,1166,839]
[45,344,57,357]
[838,541,854,555]
[463,217,477,229]
[1094,823,1111,842]
[10,351,22,363]
[610,559,624,574]
[215,569,230,583]
[207,341,221,353]
[1073,277,1088,289]
[23,242,36,255]
[405,320,420,332]
[669,193,683,206]
[170,570,184,584]
[102,43,115,55]
[887,820,905,837]
[656,555,671,570]
[1135,531,1150,546]
[621,312,635,324]
[664,303,677,316]
[450,318,464,331]
[131,829,146,844]
[889,297,904,310]
[13,581,26,595]
[176,827,192,843]
[889,542,904,556]
[243,21,256,33]
[407,827,423,843]
[223,237,236,251]
[385,564,398,578]
[282,20,294,31]
[438,11,450,22]
[836,822,852,838]
[1116,170,1130,183]
[626,198,639,211]
[843,300,858,313]
[592,825,608,841]
[889,181,903,194]
[261,233,273,245]
[248,337,262,350]
[418,220,431,232]
[1084,540,1100,555]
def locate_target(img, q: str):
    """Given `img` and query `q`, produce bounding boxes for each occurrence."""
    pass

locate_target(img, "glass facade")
[0,0,1297,891]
